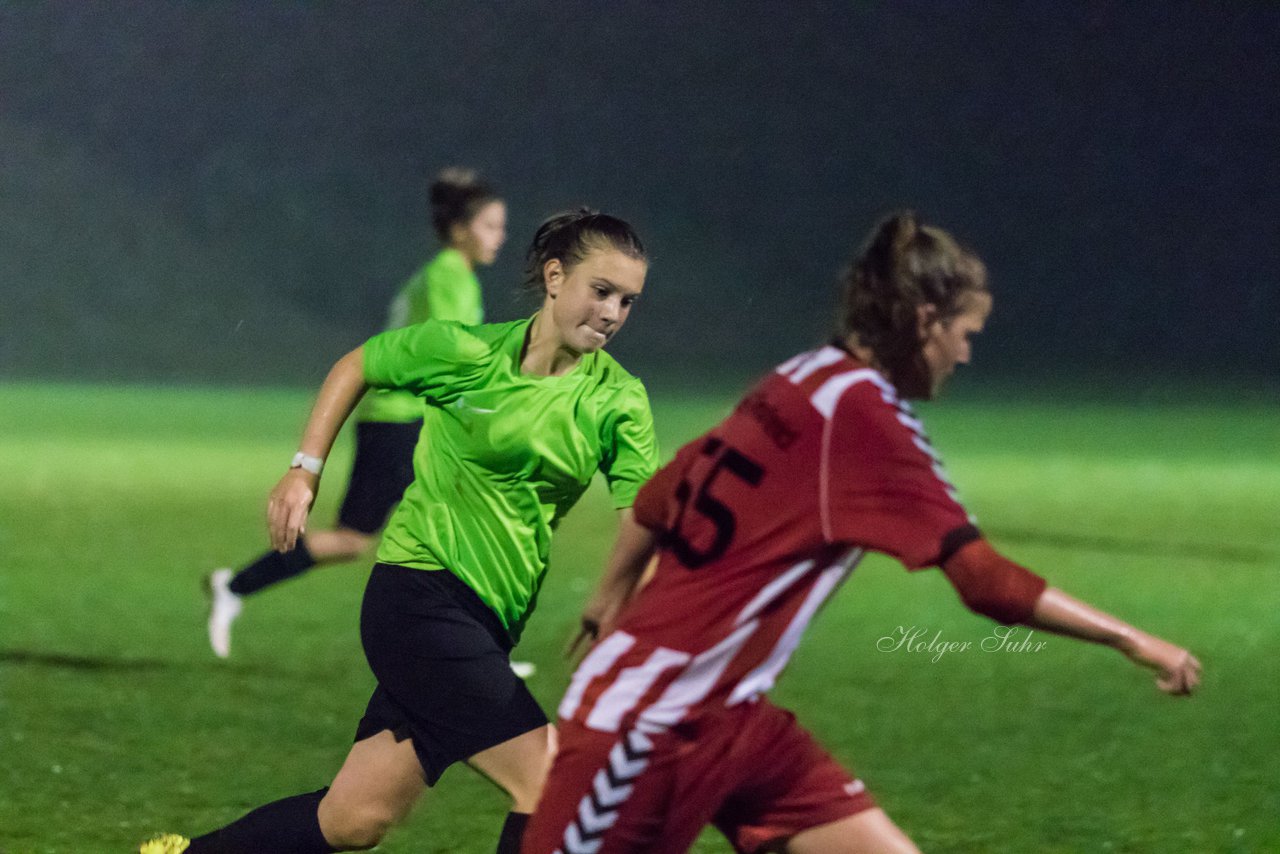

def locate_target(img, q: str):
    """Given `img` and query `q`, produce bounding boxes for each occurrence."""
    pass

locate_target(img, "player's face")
[454,200,507,266]
[543,247,647,354]
[919,290,992,397]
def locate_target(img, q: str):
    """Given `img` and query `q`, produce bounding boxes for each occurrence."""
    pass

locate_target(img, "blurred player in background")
[205,167,504,658]
[523,212,1201,854]
[143,210,657,854]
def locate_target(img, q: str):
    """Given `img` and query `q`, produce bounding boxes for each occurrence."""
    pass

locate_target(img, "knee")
[318,798,399,850]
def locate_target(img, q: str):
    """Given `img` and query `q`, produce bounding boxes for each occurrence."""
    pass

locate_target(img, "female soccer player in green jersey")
[205,168,505,658]
[146,210,657,854]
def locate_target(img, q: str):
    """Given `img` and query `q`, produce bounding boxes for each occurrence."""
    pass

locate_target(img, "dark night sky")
[1,2,1276,390]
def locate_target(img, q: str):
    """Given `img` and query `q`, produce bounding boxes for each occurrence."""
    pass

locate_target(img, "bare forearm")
[598,510,656,603]
[267,347,367,552]
[586,511,656,625]
[1026,587,1139,650]
[566,510,657,659]
[1027,586,1201,694]
[940,539,1199,694]
[297,347,368,461]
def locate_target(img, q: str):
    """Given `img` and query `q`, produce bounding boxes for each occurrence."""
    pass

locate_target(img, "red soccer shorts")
[524,699,876,853]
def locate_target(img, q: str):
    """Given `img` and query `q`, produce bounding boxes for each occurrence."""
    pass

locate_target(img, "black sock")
[187,787,335,853]
[496,811,529,854]
[228,539,316,596]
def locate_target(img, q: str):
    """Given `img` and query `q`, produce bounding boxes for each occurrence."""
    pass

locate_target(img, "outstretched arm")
[942,537,1201,695]
[1026,587,1201,694]
[567,509,657,660]
[267,346,368,552]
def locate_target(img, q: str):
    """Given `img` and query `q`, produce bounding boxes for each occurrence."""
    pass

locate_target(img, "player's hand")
[267,468,319,553]
[564,616,601,664]
[564,594,616,663]
[1121,632,1201,695]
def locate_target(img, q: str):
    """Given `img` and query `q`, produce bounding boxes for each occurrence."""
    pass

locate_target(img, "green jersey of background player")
[356,243,485,423]
[205,167,505,658]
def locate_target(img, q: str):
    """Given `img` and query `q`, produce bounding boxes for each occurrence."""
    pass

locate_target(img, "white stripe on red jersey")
[778,346,847,383]
[559,632,636,721]
[810,366,893,419]
[587,647,692,732]
[636,620,760,731]
[727,549,862,706]
[736,558,815,626]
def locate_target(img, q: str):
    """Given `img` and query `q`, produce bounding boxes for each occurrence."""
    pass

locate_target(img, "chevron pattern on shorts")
[555,728,655,854]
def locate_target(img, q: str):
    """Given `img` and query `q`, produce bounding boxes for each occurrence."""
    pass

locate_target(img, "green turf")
[1,382,1276,853]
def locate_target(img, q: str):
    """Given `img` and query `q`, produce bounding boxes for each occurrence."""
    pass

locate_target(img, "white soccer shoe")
[205,568,243,659]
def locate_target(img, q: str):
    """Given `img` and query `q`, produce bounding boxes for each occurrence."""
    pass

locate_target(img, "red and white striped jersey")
[560,345,974,734]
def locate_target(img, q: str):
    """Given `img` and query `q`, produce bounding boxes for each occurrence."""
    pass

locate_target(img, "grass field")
[1,381,1277,853]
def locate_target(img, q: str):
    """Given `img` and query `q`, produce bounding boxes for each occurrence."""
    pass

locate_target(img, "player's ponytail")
[522,208,647,295]
[836,211,987,394]
[430,167,501,242]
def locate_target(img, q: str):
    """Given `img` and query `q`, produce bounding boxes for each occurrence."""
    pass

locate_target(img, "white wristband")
[290,452,325,475]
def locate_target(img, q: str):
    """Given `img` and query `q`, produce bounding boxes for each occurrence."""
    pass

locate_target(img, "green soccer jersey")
[358,248,484,424]
[362,316,659,638]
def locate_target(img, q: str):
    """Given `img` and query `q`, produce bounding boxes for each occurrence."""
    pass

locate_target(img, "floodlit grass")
[1,382,1276,853]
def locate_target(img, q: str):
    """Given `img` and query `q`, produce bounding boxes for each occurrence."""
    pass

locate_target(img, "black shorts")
[354,563,548,785]
[336,420,421,534]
